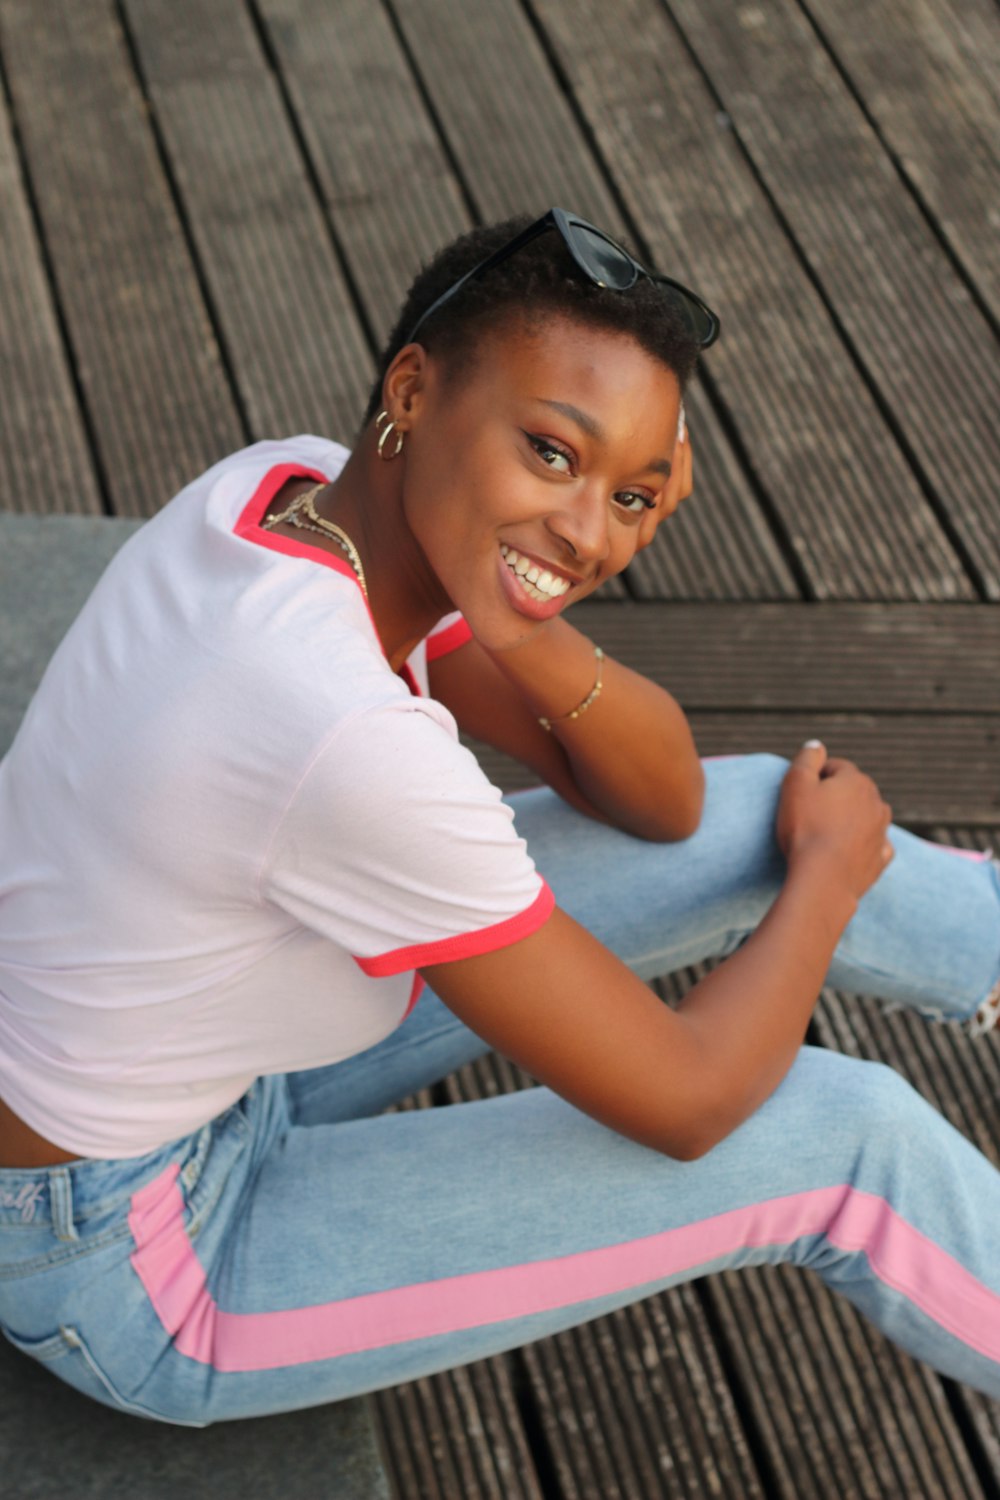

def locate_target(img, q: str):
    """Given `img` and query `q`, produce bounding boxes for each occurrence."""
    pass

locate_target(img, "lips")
[495,545,577,622]
[499,544,573,601]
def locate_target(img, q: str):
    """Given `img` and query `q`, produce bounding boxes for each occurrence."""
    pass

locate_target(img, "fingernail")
[802,739,824,749]
[676,404,686,444]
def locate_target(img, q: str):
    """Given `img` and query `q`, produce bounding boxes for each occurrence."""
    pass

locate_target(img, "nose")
[545,483,611,568]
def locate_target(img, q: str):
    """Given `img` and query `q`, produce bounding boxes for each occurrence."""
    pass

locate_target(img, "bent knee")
[801,1050,933,1144]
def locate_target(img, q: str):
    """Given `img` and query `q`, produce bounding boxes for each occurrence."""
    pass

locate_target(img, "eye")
[526,433,574,475]
[613,491,657,515]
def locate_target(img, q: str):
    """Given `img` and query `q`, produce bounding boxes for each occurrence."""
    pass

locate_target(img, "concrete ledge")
[0,514,145,755]
[0,1336,390,1499]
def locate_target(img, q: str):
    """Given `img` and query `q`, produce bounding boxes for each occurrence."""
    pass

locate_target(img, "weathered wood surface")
[0,87,102,514]
[121,0,375,441]
[806,0,1000,329]
[528,0,980,602]
[0,0,244,515]
[1,0,998,1495]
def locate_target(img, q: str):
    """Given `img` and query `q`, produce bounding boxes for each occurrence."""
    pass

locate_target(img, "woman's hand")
[661,404,693,519]
[777,740,894,902]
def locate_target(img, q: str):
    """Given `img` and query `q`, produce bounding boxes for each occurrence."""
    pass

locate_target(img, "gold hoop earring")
[375,409,405,461]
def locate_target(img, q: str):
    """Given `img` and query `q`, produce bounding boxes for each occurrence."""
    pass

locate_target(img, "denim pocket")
[1,1323,208,1427]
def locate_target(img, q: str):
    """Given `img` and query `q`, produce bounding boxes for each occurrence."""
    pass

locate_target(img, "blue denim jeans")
[1,755,998,1425]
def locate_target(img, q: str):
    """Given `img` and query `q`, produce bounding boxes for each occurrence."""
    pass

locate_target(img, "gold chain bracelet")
[538,646,605,732]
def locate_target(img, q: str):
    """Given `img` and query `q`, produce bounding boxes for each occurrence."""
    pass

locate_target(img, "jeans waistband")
[0,1127,208,1233]
[0,1079,274,1235]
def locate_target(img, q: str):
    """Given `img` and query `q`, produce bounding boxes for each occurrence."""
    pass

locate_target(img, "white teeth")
[500,545,571,600]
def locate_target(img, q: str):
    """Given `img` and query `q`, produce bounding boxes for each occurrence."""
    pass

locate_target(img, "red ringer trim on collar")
[233,462,422,697]
[234,464,361,591]
[354,882,555,978]
[426,617,473,661]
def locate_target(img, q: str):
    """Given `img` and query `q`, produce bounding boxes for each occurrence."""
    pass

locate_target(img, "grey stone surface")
[0,514,390,1496]
[0,1336,389,1499]
[0,515,144,756]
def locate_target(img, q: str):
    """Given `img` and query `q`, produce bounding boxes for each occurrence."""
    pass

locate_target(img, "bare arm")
[429,623,703,842]
[423,743,894,1159]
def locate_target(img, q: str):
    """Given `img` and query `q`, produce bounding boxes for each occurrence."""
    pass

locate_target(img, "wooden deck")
[1,0,997,1493]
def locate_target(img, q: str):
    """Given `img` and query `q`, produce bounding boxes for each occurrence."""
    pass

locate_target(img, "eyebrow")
[538,398,671,478]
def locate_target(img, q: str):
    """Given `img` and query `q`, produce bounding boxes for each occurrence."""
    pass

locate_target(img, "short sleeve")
[261,697,553,975]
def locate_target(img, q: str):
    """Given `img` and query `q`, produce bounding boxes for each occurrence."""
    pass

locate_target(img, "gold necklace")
[262,483,369,599]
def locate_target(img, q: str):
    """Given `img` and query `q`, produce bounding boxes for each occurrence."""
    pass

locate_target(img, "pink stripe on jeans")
[128,1167,1000,1374]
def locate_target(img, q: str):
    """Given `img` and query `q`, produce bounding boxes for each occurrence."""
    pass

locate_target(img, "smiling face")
[388,314,683,651]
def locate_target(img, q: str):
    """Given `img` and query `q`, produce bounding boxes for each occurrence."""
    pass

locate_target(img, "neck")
[325,438,452,674]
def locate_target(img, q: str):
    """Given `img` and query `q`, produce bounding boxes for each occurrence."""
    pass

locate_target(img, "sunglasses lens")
[566,219,718,346]
[659,285,715,345]
[570,225,638,291]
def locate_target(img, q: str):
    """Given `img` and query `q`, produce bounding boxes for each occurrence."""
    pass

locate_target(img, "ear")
[381,344,430,429]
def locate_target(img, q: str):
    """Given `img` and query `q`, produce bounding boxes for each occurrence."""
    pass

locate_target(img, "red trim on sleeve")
[425,617,473,662]
[402,974,425,1021]
[354,882,555,978]
[398,663,421,698]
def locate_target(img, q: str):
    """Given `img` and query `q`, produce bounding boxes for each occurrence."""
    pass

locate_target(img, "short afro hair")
[360,214,703,432]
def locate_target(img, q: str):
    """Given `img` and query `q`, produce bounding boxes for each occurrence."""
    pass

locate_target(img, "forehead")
[459,313,681,450]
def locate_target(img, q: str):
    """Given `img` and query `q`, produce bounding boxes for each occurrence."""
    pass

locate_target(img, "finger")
[679,433,693,501]
[789,738,828,777]
[818,755,856,779]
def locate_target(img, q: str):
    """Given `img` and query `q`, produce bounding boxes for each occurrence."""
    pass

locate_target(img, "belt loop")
[49,1169,79,1242]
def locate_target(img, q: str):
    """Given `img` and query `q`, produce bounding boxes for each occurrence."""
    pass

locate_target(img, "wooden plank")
[120,0,374,443]
[386,0,625,231]
[373,1362,544,1500]
[255,0,470,346]
[668,0,1000,600]
[0,0,243,516]
[799,0,1000,328]
[469,711,1000,823]
[446,1057,766,1499]
[689,714,998,824]
[623,409,798,601]
[0,84,102,514]
[915,0,1000,114]
[569,601,1000,712]
[519,1293,767,1498]
[528,0,974,601]
[707,1265,987,1499]
[385,0,798,603]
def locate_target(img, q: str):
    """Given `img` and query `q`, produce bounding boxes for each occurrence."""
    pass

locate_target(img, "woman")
[0,209,998,1425]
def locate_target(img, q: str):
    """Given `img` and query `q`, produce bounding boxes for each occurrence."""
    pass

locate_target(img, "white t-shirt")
[0,436,553,1158]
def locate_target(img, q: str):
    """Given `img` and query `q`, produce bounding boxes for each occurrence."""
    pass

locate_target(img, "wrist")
[782,847,859,934]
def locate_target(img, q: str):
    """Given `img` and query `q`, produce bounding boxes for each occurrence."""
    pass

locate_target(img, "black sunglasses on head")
[403,206,720,350]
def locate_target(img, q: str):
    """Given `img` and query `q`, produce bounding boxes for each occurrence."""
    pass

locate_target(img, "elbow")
[653,1062,734,1161]
[657,1124,717,1162]
[640,766,706,844]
